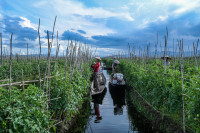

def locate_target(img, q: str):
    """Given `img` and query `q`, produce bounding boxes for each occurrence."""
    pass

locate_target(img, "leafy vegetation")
[103,58,200,132]
[0,56,92,133]
[0,17,94,132]
[0,85,50,133]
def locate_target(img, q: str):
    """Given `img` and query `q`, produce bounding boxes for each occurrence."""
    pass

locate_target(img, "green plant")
[0,85,50,133]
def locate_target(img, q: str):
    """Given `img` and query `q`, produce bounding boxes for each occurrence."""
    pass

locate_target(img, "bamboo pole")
[162,32,168,120]
[51,16,57,46]
[38,64,41,89]
[38,18,42,89]
[65,45,69,80]
[9,33,13,98]
[128,43,131,60]
[156,32,158,59]
[54,31,60,72]
[38,18,41,64]
[27,43,28,61]
[1,33,2,65]
[21,69,24,90]
[0,73,66,87]
[47,31,51,107]
[180,40,186,133]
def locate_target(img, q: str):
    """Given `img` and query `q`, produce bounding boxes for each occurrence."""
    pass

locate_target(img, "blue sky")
[0,0,200,56]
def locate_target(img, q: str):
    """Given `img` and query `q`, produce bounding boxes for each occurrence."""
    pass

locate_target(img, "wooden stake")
[180,40,186,133]
[38,64,41,89]
[54,31,60,72]
[1,33,2,65]
[9,33,13,98]
[27,43,28,61]
[21,69,24,90]
[38,18,41,64]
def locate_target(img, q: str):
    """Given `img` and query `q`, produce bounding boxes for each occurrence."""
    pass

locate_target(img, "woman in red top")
[92,57,101,90]
[92,59,100,72]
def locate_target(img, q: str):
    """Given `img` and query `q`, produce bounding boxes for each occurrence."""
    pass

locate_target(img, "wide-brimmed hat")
[95,57,101,61]
[114,60,120,64]
[161,55,171,60]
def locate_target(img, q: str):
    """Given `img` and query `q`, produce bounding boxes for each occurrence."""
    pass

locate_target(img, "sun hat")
[114,60,120,64]
[161,55,171,60]
[95,57,101,61]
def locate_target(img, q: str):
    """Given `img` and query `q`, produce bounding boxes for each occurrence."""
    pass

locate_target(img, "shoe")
[96,116,102,120]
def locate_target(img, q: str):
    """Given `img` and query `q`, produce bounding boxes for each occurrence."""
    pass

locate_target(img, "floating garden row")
[103,58,200,132]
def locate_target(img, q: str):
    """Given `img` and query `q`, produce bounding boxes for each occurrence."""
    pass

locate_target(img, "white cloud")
[0,15,5,33]
[137,19,150,29]
[95,47,125,56]
[19,17,37,30]
[0,14,3,20]
[34,0,134,21]
[32,0,133,38]
[126,0,200,29]
[153,0,200,15]
[170,0,200,15]
[20,51,25,55]
[158,15,168,21]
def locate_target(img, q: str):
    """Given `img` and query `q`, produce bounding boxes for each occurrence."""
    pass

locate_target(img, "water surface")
[71,69,157,133]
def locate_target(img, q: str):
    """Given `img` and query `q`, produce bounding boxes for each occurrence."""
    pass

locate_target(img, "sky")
[0,0,200,56]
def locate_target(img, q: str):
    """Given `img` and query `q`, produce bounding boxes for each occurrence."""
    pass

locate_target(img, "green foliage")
[104,58,200,131]
[0,85,50,133]
[49,66,91,120]
[0,60,47,81]
[0,58,92,132]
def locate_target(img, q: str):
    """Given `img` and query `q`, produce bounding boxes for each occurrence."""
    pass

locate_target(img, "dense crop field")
[0,43,93,132]
[104,56,200,132]
[0,17,96,132]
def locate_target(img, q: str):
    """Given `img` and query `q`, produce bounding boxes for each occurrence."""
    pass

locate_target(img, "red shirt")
[92,62,100,72]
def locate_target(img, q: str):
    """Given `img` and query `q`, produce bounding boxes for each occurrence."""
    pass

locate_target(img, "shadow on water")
[69,69,159,133]
[67,99,91,133]
[126,99,158,133]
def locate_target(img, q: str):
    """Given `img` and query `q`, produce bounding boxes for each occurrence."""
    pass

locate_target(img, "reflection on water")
[71,69,157,133]
[109,83,125,116]
[91,88,107,123]
[84,70,137,133]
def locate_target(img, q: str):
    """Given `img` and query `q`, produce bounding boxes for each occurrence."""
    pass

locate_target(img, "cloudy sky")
[0,0,200,56]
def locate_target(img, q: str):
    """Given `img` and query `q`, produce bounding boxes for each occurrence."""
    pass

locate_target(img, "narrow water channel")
[70,69,157,133]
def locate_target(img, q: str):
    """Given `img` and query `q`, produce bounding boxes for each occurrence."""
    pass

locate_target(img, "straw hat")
[95,57,101,61]
[161,55,171,60]
[114,60,120,64]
